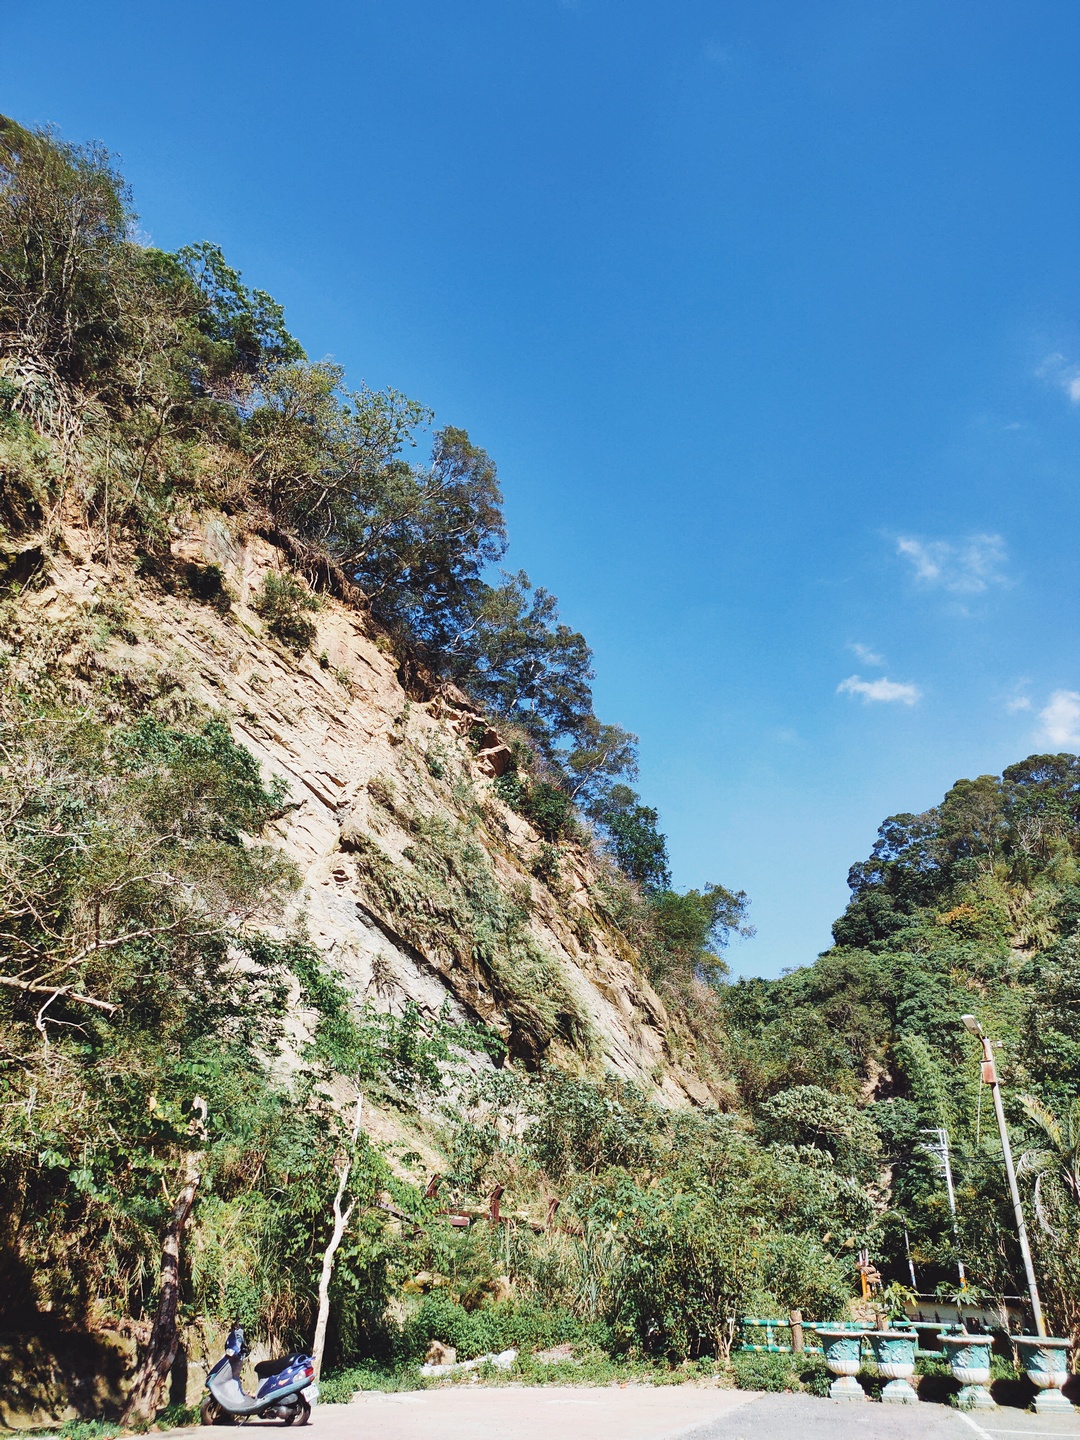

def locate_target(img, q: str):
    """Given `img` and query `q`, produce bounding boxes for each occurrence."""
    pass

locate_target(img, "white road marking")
[959,1420,1080,1440]
[957,1414,995,1440]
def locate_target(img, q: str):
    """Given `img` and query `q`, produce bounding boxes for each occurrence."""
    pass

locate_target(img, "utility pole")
[961,1015,1046,1337]
[920,1127,966,1287]
[902,1225,918,1291]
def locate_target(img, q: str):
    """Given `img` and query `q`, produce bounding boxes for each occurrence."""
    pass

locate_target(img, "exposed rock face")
[19,519,719,1106]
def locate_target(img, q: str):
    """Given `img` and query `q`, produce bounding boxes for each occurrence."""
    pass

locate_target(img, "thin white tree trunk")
[311,1092,363,1382]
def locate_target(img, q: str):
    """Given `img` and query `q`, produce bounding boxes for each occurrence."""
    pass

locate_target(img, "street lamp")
[960,1014,1046,1337]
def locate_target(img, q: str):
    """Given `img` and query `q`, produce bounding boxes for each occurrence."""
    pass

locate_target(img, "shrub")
[319,1363,423,1400]
[798,1354,832,1396]
[531,842,561,887]
[730,1350,799,1392]
[493,771,575,841]
[367,772,396,809]
[185,561,231,610]
[522,781,575,841]
[253,571,321,652]
[400,1294,583,1363]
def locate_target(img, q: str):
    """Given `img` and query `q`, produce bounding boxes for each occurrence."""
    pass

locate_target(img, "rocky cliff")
[16,517,719,1112]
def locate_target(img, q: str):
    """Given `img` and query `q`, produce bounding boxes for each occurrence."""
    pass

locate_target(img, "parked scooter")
[201,1325,315,1426]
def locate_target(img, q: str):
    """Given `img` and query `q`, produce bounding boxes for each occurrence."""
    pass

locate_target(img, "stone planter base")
[1034,1389,1074,1415]
[881,1378,918,1405]
[828,1375,866,1401]
[958,1385,997,1410]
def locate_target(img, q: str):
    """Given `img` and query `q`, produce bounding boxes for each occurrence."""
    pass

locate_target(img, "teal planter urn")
[1014,1336,1073,1414]
[941,1334,996,1411]
[815,1326,867,1401]
[867,1330,918,1405]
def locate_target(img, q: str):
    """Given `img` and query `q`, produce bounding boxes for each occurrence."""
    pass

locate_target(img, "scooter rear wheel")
[287,1397,311,1427]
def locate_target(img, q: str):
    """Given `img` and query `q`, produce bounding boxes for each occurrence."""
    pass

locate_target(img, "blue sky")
[8,1,1080,976]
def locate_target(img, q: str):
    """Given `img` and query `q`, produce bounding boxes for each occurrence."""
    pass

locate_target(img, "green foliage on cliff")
[0,114,738,972]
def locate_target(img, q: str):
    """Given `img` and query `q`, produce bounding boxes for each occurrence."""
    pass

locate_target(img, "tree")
[1018,1094,1080,1235]
[0,698,297,1334]
[596,784,670,891]
[175,241,304,379]
[757,1085,882,1182]
[1003,754,1080,865]
[832,810,943,946]
[311,1091,364,1382]
[343,425,505,651]
[566,720,639,811]
[1017,1094,1080,1342]
[451,569,593,759]
[937,775,1005,870]
[647,884,751,988]
[121,1098,208,1426]
[0,116,130,383]
[244,360,428,530]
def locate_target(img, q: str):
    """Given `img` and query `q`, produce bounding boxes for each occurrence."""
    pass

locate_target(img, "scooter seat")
[255,1353,308,1379]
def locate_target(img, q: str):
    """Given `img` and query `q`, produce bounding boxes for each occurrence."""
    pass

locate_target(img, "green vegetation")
[723,755,1080,1341]
[0,114,747,985]
[253,570,322,652]
[345,811,593,1061]
[4,113,1080,1422]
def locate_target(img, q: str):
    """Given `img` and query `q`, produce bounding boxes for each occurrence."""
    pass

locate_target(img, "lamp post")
[960,1015,1046,1337]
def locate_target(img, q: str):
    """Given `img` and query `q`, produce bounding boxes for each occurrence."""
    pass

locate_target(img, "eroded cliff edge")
[13,517,720,1109]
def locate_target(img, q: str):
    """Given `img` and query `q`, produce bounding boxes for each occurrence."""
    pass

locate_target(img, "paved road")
[182,1388,1080,1440]
[335,1385,755,1440]
[686,1392,1080,1440]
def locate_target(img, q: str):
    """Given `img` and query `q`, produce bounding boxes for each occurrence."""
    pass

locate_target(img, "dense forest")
[1,118,1078,1419]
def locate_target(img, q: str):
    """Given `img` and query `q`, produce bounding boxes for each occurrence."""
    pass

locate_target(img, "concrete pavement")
[685,1392,1080,1440]
[180,1388,1080,1440]
[319,1386,756,1440]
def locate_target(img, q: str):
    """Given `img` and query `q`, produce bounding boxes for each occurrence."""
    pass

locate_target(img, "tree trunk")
[310,1093,363,1383]
[121,1156,202,1425]
[122,1099,207,1427]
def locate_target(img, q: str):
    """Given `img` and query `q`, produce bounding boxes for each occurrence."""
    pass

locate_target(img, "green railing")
[738,1317,823,1354]
[737,1317,966,1358]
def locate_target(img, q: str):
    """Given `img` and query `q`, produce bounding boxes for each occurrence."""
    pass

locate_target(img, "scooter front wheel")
[201,1399,230,1426]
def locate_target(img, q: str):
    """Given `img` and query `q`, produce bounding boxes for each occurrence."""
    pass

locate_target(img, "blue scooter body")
[203,1327,315,1424]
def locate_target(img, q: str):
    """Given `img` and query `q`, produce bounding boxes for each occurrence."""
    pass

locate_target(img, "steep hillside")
[1,115,759,1423]
[24,516,715,1106]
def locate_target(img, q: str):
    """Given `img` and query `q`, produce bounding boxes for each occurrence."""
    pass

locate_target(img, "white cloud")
[1006,695,1033,713]
[848,642,884,666]
[1039,690,1080,748]
[837,675,922,705]
[1038,352,1080,404]
[896,533,1009,594]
